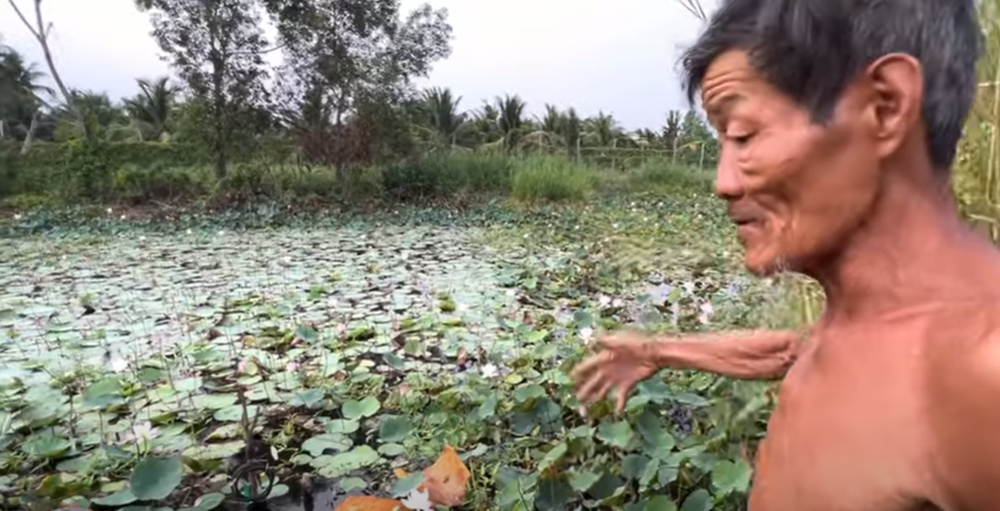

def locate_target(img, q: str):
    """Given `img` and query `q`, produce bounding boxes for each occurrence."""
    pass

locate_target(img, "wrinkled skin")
[571,49,1000,511]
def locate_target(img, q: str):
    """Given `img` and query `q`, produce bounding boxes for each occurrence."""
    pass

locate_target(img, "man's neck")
[811,167,996,325]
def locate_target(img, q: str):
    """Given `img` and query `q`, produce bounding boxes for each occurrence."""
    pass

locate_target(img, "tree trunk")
[20,110,38,154]
[8,0,88,140]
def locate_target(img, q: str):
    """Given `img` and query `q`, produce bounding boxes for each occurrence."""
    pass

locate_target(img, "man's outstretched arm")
[648,329,804,380]
[572,328,806,415]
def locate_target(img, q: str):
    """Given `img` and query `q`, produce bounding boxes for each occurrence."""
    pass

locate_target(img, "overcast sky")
[0,0,714,131]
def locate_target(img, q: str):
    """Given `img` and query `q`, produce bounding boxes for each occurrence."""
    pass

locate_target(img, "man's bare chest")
[747,339,935,511]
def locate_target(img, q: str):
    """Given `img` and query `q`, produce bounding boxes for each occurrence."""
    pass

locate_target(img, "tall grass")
[511,155,596,202]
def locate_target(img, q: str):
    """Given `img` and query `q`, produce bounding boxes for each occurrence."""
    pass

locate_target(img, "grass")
[0,178,801,511]
[0,149,710,212]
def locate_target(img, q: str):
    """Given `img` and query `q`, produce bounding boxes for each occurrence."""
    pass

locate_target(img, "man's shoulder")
[922,298,1000,383]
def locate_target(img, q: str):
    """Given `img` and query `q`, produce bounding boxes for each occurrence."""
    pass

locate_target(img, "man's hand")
[571,331,659,417]
[571,328,803,417]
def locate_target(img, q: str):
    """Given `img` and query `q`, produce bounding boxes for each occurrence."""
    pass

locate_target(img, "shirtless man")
[570,0,1000,509]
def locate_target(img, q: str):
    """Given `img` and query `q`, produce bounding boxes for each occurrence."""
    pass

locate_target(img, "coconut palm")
[123,77,178,141]
[495,94,526,151]
[419,87,469,147]
[0,44,54,144]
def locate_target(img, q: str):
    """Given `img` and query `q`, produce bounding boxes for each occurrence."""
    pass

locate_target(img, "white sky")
[0,0,715,131]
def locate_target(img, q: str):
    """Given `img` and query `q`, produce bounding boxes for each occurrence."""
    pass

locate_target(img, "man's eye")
[727,133,754,144]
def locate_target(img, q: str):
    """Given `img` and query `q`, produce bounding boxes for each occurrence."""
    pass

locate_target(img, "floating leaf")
[314,445,380,478]
[130,456,183,500]
[302,434,352,457]
[342,397,381,420]
[679,489,713,511]
[92,489,137,506]
[597,420,634,449]
[379,415,413,443]
[711,459,752,496]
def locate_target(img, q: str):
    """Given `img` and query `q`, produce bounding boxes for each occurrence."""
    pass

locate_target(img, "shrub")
[382,151,512,200]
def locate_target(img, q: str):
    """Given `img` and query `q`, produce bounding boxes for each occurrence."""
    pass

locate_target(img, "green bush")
[382,151,512,200]
[511,155,595,202]
[630,161,715,193]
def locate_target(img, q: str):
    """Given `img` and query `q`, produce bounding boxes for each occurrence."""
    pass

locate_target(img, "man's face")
[701,50,883,276]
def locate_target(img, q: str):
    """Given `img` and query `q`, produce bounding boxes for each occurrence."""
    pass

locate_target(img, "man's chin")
[743,251,792,277]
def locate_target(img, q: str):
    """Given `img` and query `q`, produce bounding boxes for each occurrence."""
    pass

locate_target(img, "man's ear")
[863,53,924,159]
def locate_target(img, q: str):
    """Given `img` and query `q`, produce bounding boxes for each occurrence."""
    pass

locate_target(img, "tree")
[136,0,271,178]
[267,0,452,168]
[123,77,178,141]
[0,43,54,147]
[6,0,85,142]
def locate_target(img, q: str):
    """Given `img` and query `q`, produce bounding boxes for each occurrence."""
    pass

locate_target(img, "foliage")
[136,0,272,179]
[511,155,596,202]
[0,179,800,510]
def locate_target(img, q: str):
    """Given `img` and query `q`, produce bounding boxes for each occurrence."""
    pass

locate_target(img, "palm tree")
[123,77,177,141]
[0,44,54,148]
[495,94,526,151]
[420,87,468,147]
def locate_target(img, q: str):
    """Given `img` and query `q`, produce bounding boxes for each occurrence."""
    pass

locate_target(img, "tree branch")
[5,0,89,140]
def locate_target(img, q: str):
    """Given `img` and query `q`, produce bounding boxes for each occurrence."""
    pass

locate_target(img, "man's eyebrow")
[704,94,744,125]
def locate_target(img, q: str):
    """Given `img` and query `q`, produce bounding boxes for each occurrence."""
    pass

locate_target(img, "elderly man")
[570,0,1000,509]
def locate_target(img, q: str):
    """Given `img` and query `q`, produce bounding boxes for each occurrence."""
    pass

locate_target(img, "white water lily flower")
[139,236,146,242]
[186,229,193,235]
[579,327,594,344]
[481,363,499,378]
[682,281,696,294]
[110,357,129,373]
[698,301,715,325]
[125,421,160,444]
[218,230,225,236]
[457,303,468,312]
[281,256,292,266]
[107,208,113,214]
[611,298,623,308]
[598,295,611,308]
[401,487,433,511]
[13,214,21,220]
[505,289,515,297]
[119,214,126,220]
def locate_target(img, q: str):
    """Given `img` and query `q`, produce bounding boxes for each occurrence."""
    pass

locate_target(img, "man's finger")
[576,371,607,404]
[570,351,608,383]
[615,386,631,416]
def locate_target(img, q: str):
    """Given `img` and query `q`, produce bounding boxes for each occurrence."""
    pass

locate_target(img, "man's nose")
[713,148,743,200]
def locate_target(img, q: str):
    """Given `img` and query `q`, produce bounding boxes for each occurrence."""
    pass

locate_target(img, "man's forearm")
[647,329,803,380]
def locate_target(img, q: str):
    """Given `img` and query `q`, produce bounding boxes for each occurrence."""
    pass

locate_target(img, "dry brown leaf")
[418,444,471,507]
[333,495,409,511]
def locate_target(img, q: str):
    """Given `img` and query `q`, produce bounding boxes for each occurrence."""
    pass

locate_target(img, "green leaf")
[339,477,368,492]
[378,443,406,456]
[680,489,713,511]
[313,445,380,478]
[566,469,600,492]
[643,495,678,511]
[192,492,225,510]
[378,415,413,443]
[287,388,325,408]
[636,411,676,459]
[342,396,380,420]
[596,420,634,449]
[130,456,183,500]
[537,442,567,472]
[92,489,137,506]
[325,419,360,434]
[622,454,651,480]
[711,459,752,496]
[301,434,352,457]
[389,473,424,497]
